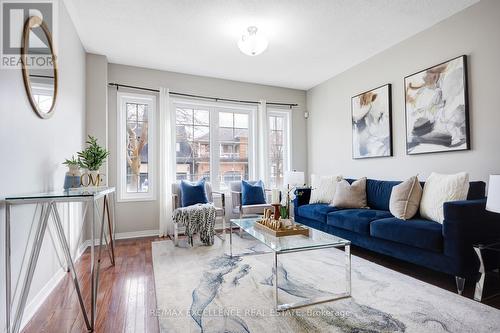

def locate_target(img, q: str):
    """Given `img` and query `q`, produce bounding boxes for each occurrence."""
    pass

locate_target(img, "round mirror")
[21,16,58,119]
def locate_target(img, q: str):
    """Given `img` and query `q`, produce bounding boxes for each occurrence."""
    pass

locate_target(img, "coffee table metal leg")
[346,244,351,295]
[274,251,279,308]
[229,220,233,257]
[275,245,351,312]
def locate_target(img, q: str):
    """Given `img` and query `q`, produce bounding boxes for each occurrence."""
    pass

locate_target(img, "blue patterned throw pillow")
[241,180,266,205]
[180,179,208,207]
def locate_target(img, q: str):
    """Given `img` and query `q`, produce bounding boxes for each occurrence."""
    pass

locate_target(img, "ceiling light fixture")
[237,26,268,56]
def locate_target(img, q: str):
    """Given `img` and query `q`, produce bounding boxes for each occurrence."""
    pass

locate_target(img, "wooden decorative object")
[255,218,309,237]
[272,204,281,220]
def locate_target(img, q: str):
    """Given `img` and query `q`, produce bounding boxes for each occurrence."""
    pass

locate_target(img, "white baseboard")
[115,229,160,240]
[19,229,158,331]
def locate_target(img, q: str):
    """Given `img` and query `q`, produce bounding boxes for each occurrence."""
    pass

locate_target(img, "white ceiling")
[65,0,479,90]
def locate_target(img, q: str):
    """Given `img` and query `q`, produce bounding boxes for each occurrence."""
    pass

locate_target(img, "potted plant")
[78,135,110,187]
[63,155,81,189]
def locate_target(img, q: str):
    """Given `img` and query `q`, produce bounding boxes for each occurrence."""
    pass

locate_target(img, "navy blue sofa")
[294,178,500,293]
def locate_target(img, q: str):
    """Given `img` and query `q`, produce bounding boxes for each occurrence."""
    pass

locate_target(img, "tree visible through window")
[218,112,249,190]
[126,102,149,192]
[175,107,211,182]
[117,92,155,201]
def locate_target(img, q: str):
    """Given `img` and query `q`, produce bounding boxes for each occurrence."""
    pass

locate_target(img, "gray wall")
[86,53,109,177]
[306,0,500,182]
[0,1,86,328]
[106,63,308,234]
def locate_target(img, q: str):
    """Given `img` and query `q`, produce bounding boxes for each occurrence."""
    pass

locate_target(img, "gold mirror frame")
[21,16,58,119]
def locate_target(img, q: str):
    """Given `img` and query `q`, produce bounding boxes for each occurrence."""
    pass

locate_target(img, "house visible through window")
[268,110,291,188]
[117,92,156,201]
[175,107,211,182]
[175,101,254,191]
[218,112,249,190]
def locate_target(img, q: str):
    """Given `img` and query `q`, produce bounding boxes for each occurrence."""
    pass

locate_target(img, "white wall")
[307,0,500,182]
[105,63,308,234]
[0,1,86,329]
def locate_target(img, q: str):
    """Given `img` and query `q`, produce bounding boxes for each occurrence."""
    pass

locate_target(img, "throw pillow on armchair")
[180,179,209,207]
[241,180,266,205]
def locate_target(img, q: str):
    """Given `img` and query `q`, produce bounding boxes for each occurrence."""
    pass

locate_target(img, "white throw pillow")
[420,172,470,223]
[309,174,342,204]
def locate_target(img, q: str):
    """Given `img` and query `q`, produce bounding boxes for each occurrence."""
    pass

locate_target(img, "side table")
[473,241,500,302]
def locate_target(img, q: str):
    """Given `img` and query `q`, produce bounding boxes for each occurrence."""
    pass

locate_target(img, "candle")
[272,188,280,204]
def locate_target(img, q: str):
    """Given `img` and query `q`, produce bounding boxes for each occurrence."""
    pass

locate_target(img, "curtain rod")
[108,82,298,108]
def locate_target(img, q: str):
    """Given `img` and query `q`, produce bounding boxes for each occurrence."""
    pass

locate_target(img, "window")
[268,110,291,188]
[175,107,211,182]
[218,111,250,191]
[117,92,156,201]
[174,100,254,191]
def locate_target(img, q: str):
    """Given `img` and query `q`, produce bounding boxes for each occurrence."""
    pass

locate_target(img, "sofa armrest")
[443,199,500,258]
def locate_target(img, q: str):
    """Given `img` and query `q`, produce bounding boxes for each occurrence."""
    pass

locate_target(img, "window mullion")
[210,107,220,190]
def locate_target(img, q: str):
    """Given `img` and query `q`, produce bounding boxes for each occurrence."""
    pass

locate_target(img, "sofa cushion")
[297,204,340,223]
[326,209,393,235]
[420,172,469,223]
[366,179,401,211]
[332,178,367,208]
[370,217,443,252]
[389,176,422,220]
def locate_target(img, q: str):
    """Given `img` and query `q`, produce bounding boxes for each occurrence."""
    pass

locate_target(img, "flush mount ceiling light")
[237,26,268,56]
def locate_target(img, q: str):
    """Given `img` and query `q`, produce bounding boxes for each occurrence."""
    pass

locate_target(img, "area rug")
[151,236,500,333]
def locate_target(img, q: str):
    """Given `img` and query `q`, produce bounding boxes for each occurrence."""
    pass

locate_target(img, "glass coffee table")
[229,218,351,311]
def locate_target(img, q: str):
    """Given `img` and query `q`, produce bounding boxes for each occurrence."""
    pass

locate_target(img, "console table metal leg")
[90,200,96,330]
[12,202,51,333]
[51,202,92,331]
[104,195,115,265]
[5,202,11,333]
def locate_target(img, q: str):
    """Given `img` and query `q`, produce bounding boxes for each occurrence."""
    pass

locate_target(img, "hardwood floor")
[22,237,162,333]
[21,237,500,333]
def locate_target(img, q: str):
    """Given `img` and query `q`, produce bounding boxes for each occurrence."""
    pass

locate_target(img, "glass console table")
[4,187,116,333]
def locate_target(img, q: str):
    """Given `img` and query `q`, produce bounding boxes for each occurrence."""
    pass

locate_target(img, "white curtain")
[256,100,269,185]
[158,87,175,236]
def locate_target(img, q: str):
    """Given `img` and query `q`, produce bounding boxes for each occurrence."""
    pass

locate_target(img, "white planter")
[81,170,101,188]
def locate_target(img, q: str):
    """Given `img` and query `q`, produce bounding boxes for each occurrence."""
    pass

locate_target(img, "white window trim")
[268,108,292,184]
[172,98,256,191]
[117,92,157,202]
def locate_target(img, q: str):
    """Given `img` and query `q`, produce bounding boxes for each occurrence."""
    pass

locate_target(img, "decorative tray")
[255,219,309,237]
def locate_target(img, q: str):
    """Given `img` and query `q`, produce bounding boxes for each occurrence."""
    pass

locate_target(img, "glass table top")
[5,187,115,201]
[231,218,350,253]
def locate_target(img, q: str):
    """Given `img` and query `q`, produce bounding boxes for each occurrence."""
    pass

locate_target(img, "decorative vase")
[63,165,81,190]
